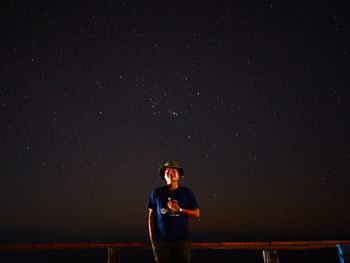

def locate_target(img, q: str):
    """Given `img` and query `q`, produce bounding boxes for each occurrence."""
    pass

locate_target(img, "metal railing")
[1,240,349,262]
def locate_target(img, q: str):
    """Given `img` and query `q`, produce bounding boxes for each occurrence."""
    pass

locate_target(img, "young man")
[147,161,200,263]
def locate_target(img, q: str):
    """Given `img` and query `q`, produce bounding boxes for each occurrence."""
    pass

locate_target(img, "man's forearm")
[148,210,155,241]
[181,208,200,219]
[168,201,200,219]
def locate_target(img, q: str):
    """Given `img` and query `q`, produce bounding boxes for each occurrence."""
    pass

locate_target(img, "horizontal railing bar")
[0,242,149,250]
[191,241,349,250]
[1,240,349,251]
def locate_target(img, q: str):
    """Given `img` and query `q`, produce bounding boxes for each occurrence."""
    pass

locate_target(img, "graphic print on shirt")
[161,199,181,217]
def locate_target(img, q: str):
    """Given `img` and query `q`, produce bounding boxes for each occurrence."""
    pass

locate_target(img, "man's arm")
[148,208,155,241]
[180,208,200,219]
[167,200,201,218]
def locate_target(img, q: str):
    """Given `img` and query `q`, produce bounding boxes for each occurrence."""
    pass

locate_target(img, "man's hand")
[167,198,201,218]
[167,199,181,213]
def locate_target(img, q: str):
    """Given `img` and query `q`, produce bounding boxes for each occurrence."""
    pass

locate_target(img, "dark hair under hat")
[158,161,184,180]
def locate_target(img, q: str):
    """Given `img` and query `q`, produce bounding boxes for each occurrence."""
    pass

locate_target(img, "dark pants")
[151,239,191,263]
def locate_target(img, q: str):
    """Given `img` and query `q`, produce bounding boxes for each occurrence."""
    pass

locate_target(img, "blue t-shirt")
[147,186,199,242]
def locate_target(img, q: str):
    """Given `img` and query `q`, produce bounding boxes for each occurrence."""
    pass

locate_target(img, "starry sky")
[1,1,349,238]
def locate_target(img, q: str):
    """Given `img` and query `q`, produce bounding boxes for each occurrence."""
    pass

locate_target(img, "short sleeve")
[147,190,156,210]
[188,189,199,209]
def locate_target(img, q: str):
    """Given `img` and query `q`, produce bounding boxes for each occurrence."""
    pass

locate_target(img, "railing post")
[107,247,121,263]
[262,250,280,263]
[337,244,350,263]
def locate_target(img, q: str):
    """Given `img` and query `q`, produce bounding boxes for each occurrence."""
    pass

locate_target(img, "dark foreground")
[0,248,339,263]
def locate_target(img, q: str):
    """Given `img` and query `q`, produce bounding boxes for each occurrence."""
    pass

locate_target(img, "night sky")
[1,1,349,238]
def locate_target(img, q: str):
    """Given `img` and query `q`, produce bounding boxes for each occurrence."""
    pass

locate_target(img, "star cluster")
[0,1,349,236]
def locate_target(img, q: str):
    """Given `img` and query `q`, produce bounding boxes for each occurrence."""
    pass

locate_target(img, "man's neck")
[167,182,179,191]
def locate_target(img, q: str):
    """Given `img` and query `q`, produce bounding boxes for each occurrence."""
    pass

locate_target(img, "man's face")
[164,167,180,183]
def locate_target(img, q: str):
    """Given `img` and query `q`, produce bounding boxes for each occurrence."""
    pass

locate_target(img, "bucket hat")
[158,161,184,180]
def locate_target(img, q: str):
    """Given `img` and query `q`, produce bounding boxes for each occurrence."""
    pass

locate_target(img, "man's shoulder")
[178,186,194,194]
[152,186,167,194]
